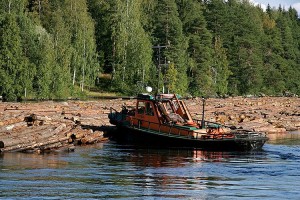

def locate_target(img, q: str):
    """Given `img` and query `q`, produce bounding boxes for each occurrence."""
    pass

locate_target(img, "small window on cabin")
[145,102,154,116]
[172,100,179,111]
[165,101,174,114]
[137,101,145,114]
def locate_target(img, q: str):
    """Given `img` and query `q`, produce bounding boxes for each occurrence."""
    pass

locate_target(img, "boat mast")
[152,45,168,95]
[201,98,206,129]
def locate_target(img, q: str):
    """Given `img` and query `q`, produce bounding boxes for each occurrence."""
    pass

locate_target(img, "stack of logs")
[0,96,299,153]
[0,100,118,153]
[186,96,300,133]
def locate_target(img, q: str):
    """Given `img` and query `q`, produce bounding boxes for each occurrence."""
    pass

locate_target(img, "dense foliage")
[0,0,299,100]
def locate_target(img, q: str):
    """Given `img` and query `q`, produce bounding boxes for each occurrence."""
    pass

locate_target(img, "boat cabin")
[123,94,199,136]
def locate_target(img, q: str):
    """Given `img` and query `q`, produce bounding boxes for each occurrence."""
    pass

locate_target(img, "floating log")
[0,126,55,148]
[80,131,105,145]
[0,122,27,133]
[0,117,24,126]
[2,135,70,152]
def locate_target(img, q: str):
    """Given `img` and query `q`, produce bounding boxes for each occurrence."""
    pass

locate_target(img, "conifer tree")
[0,13,28,101]
[153,0,188,94]
[261,11,286,94]
[276,10,300,94]
[177,0,214,96]
[226,1,264,95]
[212,36,231,96]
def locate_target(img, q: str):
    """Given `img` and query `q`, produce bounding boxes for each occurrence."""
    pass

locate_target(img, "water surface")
[1,132,300,199]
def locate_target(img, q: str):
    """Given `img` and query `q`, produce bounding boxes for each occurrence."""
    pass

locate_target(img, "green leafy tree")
[125,1,153,94]
[88,0,153,94]
[60,0,99,91]
[87,0,113,74]
[43,6,72,98]
[17,12,38,99]
[165,62,177,93]
[31,26,56,98]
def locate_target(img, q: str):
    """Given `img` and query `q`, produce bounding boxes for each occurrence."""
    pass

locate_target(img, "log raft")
[0,101,111,153]
[0,97,299,153]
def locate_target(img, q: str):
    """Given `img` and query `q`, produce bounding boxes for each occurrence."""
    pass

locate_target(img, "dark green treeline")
[0,0,299,100]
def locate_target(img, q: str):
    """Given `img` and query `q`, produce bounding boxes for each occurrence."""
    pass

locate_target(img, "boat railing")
[133,118,196,139]
[192,119,223,128]
[109,107,127,121]
[129,118,241,140]
[231,130,268,140]
[110,107,118,114]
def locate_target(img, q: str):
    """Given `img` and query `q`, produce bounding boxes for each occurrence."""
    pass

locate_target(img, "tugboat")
[108,93,268,151]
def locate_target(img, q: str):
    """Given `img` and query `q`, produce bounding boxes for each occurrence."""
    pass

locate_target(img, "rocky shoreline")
[0,96,299,153]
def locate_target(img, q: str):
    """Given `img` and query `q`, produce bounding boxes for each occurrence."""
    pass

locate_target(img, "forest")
[0,0,299,101]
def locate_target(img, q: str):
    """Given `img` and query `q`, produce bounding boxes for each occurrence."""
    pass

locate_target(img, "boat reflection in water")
[111,145,268,194]
[118,146,265,168]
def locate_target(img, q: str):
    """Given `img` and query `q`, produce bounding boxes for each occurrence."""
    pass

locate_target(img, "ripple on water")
[1,139,300,199]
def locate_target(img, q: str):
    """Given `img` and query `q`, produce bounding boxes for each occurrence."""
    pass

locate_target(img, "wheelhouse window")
[137,101,145,114]
[145,102,154,116]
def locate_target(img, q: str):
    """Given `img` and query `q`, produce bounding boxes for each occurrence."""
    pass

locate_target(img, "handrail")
[129,118,195,139]
[128,118,267,140]
[110,107,118,114]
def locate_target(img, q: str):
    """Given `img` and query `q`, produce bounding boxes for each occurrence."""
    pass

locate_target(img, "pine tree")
[153,0,188,94]
[212,36,231,96]
[226,1,264,95]
[261,10,286,95]
[0,13,29,101]
[177,0,214,96]
[276,10,300,94]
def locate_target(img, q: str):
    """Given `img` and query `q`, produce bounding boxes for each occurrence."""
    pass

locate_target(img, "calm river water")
[1,131,300,200]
